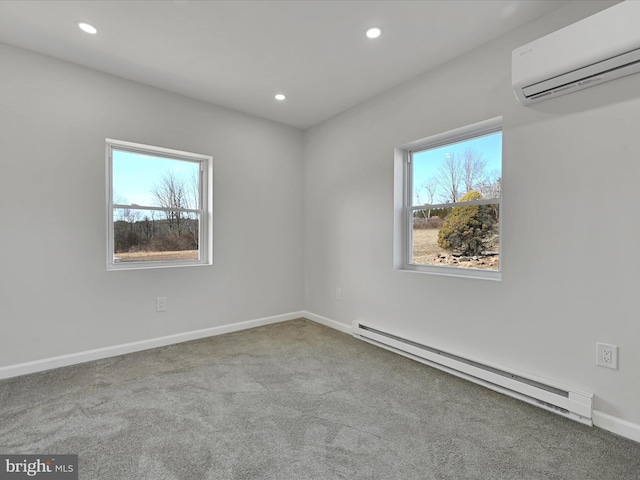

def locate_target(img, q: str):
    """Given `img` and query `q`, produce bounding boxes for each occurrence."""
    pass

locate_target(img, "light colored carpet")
[1,318,639,479]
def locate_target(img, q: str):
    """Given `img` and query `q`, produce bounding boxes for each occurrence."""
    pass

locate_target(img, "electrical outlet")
[156,296,167,312]
[336,287,342,301]
[596,342,618,369]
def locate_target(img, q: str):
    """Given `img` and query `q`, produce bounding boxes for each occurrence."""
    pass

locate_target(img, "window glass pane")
[112,149,200,209]
[412,203,500,270]
[113,208,199,263]
[411,132,502,206]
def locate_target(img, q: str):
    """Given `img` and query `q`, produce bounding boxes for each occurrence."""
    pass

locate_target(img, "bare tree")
[114,197,140,226]
[462,148,487,193]
[183,170,200,247]
[152,171,187,233]
[423,178,438,204]
[185,169,200,210]
[477,173,502,200]
[437,153,462,203]
[436,149,492,203]
[151,169,200,249]
[417,177,439,220]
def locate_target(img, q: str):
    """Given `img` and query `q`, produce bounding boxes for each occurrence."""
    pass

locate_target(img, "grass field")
[412,229,445,264]
[114,250,198,263]
[412,228,499,270]
[114,231,497,269]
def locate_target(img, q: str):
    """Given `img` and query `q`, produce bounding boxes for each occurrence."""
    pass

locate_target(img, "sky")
[412,132,502,205]
[112,135,500,210]
[112,149,199,207]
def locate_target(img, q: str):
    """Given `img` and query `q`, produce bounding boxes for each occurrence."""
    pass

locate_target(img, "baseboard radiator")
[352,321,593,426]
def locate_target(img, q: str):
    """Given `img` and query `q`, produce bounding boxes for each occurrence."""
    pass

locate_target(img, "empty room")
[1,0,639,478]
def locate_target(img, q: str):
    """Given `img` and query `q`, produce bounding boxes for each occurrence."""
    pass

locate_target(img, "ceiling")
[0,1,571,129]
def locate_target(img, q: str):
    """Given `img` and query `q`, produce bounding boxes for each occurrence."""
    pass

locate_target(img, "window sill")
[107,260,211,271]
[399,263,501,281]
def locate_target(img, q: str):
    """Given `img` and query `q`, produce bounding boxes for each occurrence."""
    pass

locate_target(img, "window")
[106,139,212,270]
[396,117,502,280]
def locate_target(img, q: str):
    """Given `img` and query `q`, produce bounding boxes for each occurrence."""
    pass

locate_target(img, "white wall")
[1,0,638,436]
[0,43,304,366]
[303,0,640,427]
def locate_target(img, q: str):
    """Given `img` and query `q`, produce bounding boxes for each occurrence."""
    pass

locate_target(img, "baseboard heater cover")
[352,321,593,426]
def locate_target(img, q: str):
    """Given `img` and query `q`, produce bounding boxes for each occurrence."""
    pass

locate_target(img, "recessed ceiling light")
[77,21,97,35]
[366,26,382,39]
[274,94,286,101]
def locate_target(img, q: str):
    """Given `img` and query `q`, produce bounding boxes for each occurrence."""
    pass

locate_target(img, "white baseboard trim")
[0,311,305,381]
[301,311,352,335]
[3,309,638,445]
[593,410,640,443]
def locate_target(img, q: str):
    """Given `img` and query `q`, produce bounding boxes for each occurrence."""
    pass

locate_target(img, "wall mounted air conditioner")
[512,1,640,105]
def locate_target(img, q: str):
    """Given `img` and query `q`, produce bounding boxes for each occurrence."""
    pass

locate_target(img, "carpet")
[1,318,639,479]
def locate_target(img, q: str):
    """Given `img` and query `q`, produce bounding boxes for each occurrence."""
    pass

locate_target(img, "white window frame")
[394,117,502,281]
[106,138,212,271]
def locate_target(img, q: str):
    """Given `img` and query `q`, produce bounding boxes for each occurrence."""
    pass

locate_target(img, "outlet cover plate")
[596,342,618,369]
[156,296,167,312]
